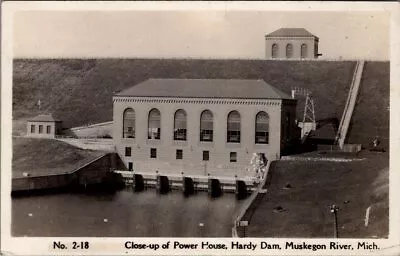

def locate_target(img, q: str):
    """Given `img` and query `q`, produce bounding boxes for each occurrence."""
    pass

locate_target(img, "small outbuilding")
[26,114,62,138]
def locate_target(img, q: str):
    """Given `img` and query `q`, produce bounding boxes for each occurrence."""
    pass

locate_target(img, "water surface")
[12,188,243,237]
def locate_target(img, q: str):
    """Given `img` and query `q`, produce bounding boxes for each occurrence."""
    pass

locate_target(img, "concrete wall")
[68,121,113,138]
[12,153,125,192]
[113,97,297,178]
[72,153,124,185]
[265,37,317,59]
[56,138,115,151]
[26,121,61,138]
[12,173,70,191]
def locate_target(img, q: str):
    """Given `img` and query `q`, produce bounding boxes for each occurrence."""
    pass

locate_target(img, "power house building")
[113,79,297,178]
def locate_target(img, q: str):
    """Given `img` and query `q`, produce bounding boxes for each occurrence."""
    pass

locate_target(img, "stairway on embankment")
[335,61,365,148]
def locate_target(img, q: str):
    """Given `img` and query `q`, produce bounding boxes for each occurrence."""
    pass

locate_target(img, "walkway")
[335,60,365,148]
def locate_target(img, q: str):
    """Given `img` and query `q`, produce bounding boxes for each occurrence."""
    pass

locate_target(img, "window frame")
[173,109,187,141]
[203,151,210,161]
[230,152,237,163]
[255,111,269,144]
[123,108,135,139]
[271,43,279,58]
[150,148,157,159]
[286,43,293,58]
[200,110,214,142]
[176,149,183,160]
[125,147,132,157]
[301,43,308,58]
[227,111,241,143]
[148,108,161,140]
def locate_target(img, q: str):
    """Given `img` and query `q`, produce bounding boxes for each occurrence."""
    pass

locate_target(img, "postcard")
[1,1,399,255]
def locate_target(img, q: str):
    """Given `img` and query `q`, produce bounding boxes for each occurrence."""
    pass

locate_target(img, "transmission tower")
[291,87,316,123]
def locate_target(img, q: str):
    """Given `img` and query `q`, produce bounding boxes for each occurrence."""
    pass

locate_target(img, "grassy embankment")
[13,59,355,130]
[346,62,390,149]
[242,151,389,238]
[13,59,389,147]
[12,137,104,178]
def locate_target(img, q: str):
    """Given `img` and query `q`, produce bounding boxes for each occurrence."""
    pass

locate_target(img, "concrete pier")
[156,175,170,194]
[115,170,256,197]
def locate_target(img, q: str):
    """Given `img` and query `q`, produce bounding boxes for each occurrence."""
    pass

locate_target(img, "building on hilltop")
[26,114,62,138]
[113,78,298,178]
[265,28,320,59]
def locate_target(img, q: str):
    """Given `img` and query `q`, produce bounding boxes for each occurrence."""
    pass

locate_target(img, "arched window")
[286,43,293,58]
[123,108,135,138]
[200,110,213,142]
[227,111,241,143]
[255,111,269,144]
[301,44,308,58]
[271,44,279,58]
[148,108,161,140]
[174,109,187,141]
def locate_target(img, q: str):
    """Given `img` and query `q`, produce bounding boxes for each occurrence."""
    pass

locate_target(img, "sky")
[13,10,390,60]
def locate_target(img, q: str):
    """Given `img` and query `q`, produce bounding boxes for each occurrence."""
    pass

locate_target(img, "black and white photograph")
[1,2,399,255]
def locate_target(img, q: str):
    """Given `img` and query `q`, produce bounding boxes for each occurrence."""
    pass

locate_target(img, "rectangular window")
[255,132,269,144]
[176,149,183,160]
[227,130,241,143]
[126,127,135,138]
[125,147,132,157]
[30,125,35,133]
[174,129,187,141]
[200,130,213,142]
[46,125,51,134]
[203,151,209,161]
[150,148,157,159]
[38,125,43,134]
[148,128,161,140]
[230,152,237,163]
[128,162,133,171]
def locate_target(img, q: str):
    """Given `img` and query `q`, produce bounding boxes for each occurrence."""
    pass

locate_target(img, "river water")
[12,188,243,237]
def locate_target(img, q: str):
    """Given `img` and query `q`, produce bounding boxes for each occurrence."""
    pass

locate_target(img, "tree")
[249,153,267,184]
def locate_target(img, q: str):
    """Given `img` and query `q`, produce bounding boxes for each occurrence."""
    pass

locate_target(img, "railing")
[232,161,272,237]
[335,60,365,148]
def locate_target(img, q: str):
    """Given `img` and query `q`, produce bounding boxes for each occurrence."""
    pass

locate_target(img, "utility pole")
[330,205,339,238]
[198,223,204,237]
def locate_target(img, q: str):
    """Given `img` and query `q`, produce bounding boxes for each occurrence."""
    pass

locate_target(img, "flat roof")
[114,78,292,100]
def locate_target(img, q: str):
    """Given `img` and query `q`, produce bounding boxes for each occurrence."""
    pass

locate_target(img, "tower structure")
[291,87,316,141]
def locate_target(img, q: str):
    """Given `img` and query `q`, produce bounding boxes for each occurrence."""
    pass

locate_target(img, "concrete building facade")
[26,114,62,138]
[113,79,297,178]
[265,28,319,59]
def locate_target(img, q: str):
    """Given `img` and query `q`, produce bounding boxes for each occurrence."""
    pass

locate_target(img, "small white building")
[26,114,62,138]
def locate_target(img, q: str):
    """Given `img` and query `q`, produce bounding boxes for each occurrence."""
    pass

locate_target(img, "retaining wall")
[11,153,125,192]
